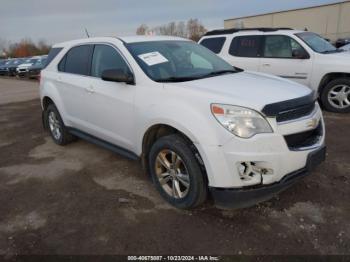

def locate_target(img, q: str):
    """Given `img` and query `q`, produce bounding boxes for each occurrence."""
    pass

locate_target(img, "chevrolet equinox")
[40,36,326,209]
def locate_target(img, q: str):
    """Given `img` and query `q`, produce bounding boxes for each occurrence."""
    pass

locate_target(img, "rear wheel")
[45,104,75,145]
[148,134,207,209]
[321,78,350,113]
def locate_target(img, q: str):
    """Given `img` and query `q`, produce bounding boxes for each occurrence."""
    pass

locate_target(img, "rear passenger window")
[63,45,93,76]
[229,36,262,57]
[200,37,226,54]
[91,45,131,78]
[44,48,63,68]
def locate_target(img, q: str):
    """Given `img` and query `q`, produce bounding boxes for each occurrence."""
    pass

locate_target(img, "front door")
[259,35,313,86]
[81,44,136,151]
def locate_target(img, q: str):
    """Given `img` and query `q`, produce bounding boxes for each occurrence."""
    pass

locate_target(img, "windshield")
[35,59,45,65]
[296,32,339,53]
[9,59,21,65]
[126,40,237,82]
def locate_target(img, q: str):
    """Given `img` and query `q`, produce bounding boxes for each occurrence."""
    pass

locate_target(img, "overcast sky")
[0,0,343,44]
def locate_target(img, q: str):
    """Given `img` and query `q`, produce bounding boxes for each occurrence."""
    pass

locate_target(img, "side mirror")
[292,49,310,59]
[101,69,135,84]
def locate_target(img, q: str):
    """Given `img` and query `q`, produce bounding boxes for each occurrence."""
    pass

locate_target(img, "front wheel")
[321,78,350,113]
[148,134,207,209]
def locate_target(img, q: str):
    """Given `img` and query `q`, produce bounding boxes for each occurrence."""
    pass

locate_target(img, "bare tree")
[176,21,186,38]
[187,19,207,41]
[135,19,207,40]
[136,24,149,35]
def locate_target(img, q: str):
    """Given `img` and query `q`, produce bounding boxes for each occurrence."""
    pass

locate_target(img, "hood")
[165,71,312,112]
[317,51,350,63]
[18,63,33,68]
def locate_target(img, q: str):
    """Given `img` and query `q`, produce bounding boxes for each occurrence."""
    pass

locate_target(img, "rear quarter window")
[229,36,262,57]
[44,48,63,68]
[199,37,226,54]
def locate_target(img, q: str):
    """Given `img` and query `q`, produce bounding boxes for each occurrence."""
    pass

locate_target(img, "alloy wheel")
[155,149,190,199]
[328,84,350,109]
[48,111,62,140]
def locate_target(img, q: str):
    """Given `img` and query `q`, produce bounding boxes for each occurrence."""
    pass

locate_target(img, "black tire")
[148,134,207,209]
[320,78,350,113]
[45,104,76,145]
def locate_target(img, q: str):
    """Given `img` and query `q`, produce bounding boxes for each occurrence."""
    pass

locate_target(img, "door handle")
[84,86,95,94]
[262,63,271,67]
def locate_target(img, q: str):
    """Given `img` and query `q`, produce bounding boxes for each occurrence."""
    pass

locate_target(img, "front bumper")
[210,146,326,209]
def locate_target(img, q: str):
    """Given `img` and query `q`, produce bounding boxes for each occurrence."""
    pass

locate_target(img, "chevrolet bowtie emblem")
[307,118,319,129]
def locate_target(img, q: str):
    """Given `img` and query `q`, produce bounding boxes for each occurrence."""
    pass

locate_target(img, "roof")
[225,0,350,21]
[204,27,294,36]
[53,35,189,47]
[119,35,189,43]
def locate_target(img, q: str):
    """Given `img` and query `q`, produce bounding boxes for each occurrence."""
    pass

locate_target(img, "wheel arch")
[42,96,55,110]
[140,123,208,183]
[318,72,350,96]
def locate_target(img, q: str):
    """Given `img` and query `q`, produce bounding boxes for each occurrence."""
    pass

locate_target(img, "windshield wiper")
[321,49,344,54]
[197,69,238,79]
[155,69,238,83]
[206,69,237,76]
[155,76,200,83]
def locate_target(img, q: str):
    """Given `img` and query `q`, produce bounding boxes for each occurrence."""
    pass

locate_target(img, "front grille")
[276,103,315,123]
[284,122,323,150]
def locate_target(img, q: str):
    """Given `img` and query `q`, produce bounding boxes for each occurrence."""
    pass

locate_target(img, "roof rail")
[204,27,293,36]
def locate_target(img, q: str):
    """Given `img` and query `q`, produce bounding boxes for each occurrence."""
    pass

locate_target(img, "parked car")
[335,38,350,48]
[0,59,8,74]
[0,59,12,76]
[16,56,47,78]
[27,57,47,79]
[40,36,326,209]
[6,58,24,76]
[341,43,350,52]
[199,28,350,113]
[16,57,40,77]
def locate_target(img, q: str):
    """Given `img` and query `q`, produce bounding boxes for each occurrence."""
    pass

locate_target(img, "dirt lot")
[0,78,349,256]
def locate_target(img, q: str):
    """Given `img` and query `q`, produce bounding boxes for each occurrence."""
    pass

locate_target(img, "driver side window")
[264,35,307,59]
[91,44,130,78]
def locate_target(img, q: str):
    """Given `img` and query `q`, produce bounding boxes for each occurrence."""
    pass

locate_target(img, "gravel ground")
[0,78,349,255]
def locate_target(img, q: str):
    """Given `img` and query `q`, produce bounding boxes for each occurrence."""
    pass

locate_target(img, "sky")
[0,0,343,45]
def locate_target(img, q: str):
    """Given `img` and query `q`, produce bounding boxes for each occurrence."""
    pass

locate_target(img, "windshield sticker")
[138,52,169,66]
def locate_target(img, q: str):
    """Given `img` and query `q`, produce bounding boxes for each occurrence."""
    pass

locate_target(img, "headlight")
[211,104,273,138]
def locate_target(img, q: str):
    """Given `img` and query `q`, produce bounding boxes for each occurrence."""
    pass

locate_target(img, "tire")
[45,104,75,145]
[148,134,207,209]
[320,78,350,113]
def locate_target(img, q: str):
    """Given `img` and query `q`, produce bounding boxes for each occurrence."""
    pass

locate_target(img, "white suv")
[199,28,350,113]
[40,36,326,209]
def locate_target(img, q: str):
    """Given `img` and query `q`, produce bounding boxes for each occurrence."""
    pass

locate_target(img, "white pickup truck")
[199,28,350,113]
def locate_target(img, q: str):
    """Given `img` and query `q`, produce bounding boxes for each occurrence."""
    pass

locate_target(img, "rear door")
[259,35,313,86]
[223,35,263,71]
[55,44,94,130]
